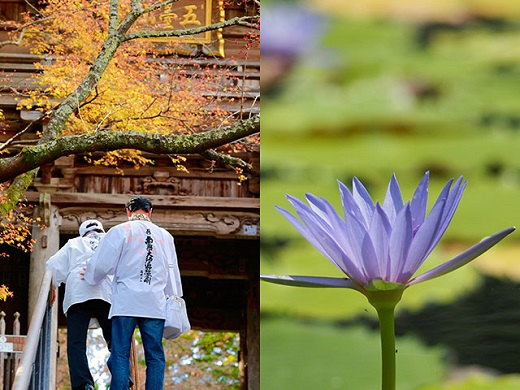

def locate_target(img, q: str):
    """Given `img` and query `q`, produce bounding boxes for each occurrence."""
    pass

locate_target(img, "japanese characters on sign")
[160,4,204,30]
[147,0,225,57]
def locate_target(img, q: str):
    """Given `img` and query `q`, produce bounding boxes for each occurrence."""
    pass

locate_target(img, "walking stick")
[130,332,140,389]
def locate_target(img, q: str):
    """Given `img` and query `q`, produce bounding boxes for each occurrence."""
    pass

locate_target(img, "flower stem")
[376,304,397,390]
[365,290,404,390]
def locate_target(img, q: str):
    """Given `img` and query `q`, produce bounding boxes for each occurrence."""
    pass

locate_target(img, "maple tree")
[0,284,13,301]
[0,0,259,220]
[0,0,259,297]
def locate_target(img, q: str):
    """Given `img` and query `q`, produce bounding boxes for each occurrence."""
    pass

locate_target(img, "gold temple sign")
[148,0,225,57]
[160,4,203,29]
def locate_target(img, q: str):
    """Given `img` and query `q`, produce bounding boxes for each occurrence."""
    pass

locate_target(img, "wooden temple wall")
[0,1,260,387]
[32,151,259,388]
[39,157,256,198]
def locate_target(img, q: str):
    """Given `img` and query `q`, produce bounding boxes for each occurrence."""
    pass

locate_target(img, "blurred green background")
[260,0,520,389]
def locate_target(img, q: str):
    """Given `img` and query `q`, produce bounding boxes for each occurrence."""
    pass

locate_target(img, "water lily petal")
[277,207,349,276]
[361,232,380,279]
[408,226,516,285]
[339,182,377,276]
[352,177,375,227]
[410,172,429,228]
[433,177,466,244]
[275,205,328,254]
[278,198,368,284]
[304,193,370,281]
[343,208,373,281]
[339,180,384,280]
[300,214,368,284]
[382,174,404,224]
[339,180,366,223]
[388,203,413,282]
[365,204,392,278]
[400,197,446,279]
[317,196,365,271]
[429,177,452,211]
[305,193,332,224]
[260,274,358,289]
[278,196,343,259]
[286,195,344,245]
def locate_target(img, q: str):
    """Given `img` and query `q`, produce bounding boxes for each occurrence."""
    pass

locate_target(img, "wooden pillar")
[28,193,60,389]
[246,277,260,390]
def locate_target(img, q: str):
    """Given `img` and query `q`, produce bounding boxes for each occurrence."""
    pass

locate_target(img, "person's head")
[79,219,105,237]
[125,196,153,218]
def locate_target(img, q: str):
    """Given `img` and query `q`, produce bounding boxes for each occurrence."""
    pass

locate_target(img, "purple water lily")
[261,4,328,91]
[263,172,515,292]
[262,173,515,390]
[261,4,326,61]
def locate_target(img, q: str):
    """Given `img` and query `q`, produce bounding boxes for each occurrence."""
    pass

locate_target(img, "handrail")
[11,270,54,390]
[10,268,140,389]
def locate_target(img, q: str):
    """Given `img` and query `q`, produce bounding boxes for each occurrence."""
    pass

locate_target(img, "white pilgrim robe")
[46,232,111,315]
[84,220,182,320]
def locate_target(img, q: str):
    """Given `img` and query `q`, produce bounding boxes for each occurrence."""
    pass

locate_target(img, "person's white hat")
[79,219,105,236]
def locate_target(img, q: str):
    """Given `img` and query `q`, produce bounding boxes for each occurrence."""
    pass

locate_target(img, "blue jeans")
[67,300,112,390]
[109,316,166,390]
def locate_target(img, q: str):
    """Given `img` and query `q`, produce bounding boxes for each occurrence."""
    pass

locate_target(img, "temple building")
[0,1,259,388]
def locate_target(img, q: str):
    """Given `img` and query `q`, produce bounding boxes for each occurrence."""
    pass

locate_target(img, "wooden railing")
[0,311,23,390]
[11,270,54,390]
[7,270,142,389]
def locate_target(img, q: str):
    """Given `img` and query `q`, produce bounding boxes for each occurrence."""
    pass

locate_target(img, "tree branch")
[108,0,120,35]
[0,29,25,48]
[123,15,259,41]
[142,0,179,14]
[0,15,54,48]
[0,169,39,219]
[0,120,39,152]
[0,1,259,220]
[200,149,254,173]
[0,114,259,183]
